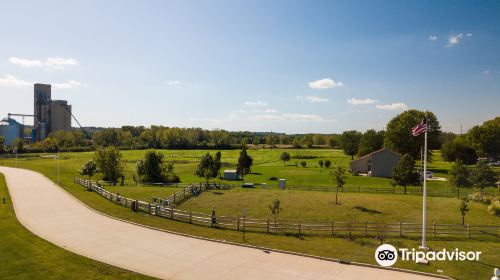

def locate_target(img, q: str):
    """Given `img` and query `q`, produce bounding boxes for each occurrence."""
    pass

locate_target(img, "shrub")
[467,192,492,204]
[268,176,278,181]
[488,199,500,216]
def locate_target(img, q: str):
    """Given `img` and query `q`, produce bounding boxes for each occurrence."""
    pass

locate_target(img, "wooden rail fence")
[74,177,500,239]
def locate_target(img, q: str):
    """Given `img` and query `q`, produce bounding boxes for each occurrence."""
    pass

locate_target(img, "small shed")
[223,170,239,181]
[349,148,400,178]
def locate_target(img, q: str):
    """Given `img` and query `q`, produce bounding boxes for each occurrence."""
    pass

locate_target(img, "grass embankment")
[1,153,499,279]
[0,173,151,280]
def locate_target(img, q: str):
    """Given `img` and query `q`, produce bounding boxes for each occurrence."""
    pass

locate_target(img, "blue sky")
[0,0,499,133]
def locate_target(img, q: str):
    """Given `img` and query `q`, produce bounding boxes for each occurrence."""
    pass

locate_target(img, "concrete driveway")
[0,166,443,280]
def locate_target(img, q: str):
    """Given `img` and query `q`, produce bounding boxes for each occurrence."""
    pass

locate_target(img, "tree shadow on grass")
[353,206,382,214]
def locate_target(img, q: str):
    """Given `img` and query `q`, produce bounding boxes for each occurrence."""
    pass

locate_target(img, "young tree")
[237,149,253,181]
[459,198,469,225]
[292,137,301,148]
[324,159,332,168]
[195,153,218,184]
[280,152,290,166]
[328,137,338,148]
[391,154,419,195]
[341,130,362,159]
[331,164,347,204]
[252,138,260,147]
[300,161,307,168]
[318,160,324,172]
[268,198,283,226]
[470,161,497,194]
[94,146,124,185]
[11,138,24,153]
[80,160,97,181]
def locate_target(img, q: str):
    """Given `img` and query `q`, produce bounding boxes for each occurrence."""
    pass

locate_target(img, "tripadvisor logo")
[375,244,482,267]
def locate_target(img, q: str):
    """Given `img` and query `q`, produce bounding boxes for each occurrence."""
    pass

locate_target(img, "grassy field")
[0,149,499,279]
[0,173,150,280]
[178,187,498,225]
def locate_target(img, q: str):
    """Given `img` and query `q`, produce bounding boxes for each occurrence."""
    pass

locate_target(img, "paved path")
[0,167,441,280]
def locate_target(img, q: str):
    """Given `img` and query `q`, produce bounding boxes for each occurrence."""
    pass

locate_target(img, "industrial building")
[349,148,400,178]
[0,83,73,146]
[33,83,72,141]
[0,118,23,146]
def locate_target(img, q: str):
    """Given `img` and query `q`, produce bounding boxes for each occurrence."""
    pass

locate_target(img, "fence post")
[332,221,335,236]
[237,217,240,231]
[148,203,151,215]
[433,222,436,238]
[170,206,174,219]
[267,218,270,233]
[173,193,176,204]
[365,222,368,237]
[349,223,352,239]
[298,220,301,236]
[189,211,192,224]
[467,224,470,239]
[358,186,361,193]
[399,222,403,237]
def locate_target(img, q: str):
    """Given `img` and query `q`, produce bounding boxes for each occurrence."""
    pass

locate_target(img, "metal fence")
[74,177,500,239]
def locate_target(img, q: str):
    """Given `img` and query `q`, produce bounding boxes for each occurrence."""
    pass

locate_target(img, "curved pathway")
[0,166,442,280]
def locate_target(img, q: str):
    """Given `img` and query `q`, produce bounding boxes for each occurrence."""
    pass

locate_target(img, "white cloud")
[52,80,86,89]
[482,70,491,74]
[445,33,464,47]
[466,33,473,37]
[429,35,438,41]
[9,56,79,70]
[165,80,181,86]
[233,110,246,113]
[0,74,32,87]
[297,95,329,103]
[347,98,379,105]
[244,100,268,106]
[9,57,43,68]
[264,108,278,113]
[376,103,408,111]
[308,78,343,89]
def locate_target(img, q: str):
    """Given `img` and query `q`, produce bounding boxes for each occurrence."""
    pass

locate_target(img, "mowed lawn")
[179,187,499,225]
[0,148,458,189]
[1,152,499,280]
[0,173,150,280]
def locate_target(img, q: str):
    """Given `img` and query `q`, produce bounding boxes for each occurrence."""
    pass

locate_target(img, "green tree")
[442,137,477,165]
[313,134,326,145]
[136,150,166,183]
[303,135,313,148]
[331,164,347,204]
[324,159,332,168]
[94,146,124,185]
[252,138,260,146]
[467,117,500,158]
[0,136,5,154]
[341,130,362,159]
[237,149,253,181]
[195,153,218,184]
[470,161,497,193]
[391,154,419,195]
[280,152,290,165]
[214,151,222,179]
[328,137,338,148]
[449,161,471,188]
[300,160,307,168]
[459,198,469,225]
[92,129,121,147]
[358,129,385,156]
[318,160,324,172]
[11,138,24,153]
[384,110,441,159]
[80,160,97,181]
[292,137,301,148]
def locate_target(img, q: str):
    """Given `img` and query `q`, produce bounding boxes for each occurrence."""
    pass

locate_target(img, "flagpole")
[421,120,428,250]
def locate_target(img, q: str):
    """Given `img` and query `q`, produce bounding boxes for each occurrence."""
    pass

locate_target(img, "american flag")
[412,117,428,136]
